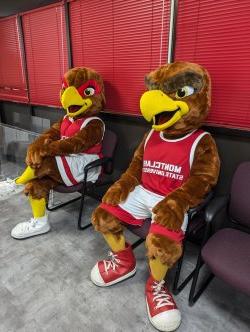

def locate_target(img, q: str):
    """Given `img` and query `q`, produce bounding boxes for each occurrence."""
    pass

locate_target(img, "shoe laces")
[152,280,174,309]
[21,218,38,231]
[103,251,121,274]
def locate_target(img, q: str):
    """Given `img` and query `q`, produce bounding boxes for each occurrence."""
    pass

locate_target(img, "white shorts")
[56,153,101,187]
[118,185,188,232]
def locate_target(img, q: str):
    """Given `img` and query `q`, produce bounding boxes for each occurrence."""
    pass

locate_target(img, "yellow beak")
[60,86,92,118]
[140,90,189,131]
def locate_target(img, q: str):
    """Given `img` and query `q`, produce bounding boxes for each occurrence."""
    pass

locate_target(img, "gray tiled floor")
[0,125,250,332]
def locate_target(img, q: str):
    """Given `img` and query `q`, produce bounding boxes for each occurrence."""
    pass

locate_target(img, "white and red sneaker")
[146,276,181,331]
[90,244,136,287]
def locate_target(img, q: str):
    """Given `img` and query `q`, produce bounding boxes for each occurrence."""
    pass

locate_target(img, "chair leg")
[77,177,92,230]
[46,189,82,211]
[77,180,114,227]
[173,213,213,297]
[46,195,82,211]
[172,238,194,295]
[188,222,214,306]
[172,215,193,295]
[188,256,214,306]
[131,238,145,249]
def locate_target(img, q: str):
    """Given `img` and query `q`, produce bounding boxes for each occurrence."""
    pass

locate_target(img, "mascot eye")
[84,86,95,96]
[176,86,195,99]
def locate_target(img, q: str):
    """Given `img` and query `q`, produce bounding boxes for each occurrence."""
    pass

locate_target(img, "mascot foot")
[11,215,50,239]
[146,276,181,332]
[0,178,23,201]
[91,243,136,287]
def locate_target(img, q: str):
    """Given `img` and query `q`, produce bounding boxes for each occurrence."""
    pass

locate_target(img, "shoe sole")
[146,299,181,332]
[91,267,137,287]
[11,225,51,239]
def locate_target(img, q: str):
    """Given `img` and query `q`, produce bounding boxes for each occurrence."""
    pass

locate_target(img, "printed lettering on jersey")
[141,129,208,196]
[142,160,184,181]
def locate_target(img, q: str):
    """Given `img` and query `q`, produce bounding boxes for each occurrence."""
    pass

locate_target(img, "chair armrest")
[205,195,229,223]
[188,191,214,217]
[84,157,112,173]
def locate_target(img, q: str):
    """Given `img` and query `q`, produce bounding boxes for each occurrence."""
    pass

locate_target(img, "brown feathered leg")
[92,206,123,236]
[90,206,137,286]
[92,206,128,252]
[24,177,59,200]
[23,156,62,200]
[34,156,63,183]
[146,233,183,268]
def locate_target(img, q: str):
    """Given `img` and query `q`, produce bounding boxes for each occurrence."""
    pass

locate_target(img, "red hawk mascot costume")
[1,67,105,239]
[90,62,220,331]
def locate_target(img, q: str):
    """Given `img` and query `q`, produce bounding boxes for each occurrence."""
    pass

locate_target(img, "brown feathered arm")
[102,134,147,205]
[34,121,62,145]
[42,119,104,156]
[26,120,62,167]
[152,134,220,231]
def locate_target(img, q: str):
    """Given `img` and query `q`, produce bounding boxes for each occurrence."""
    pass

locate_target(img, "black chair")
[46,129,117,230]
[124,192,213,289]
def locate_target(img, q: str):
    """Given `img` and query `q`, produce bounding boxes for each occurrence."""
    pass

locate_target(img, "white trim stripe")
[55,156,73,186]
[80,116,105,140]
[189,132,209,168]
[144,129,154,150]
[160,130,197,142]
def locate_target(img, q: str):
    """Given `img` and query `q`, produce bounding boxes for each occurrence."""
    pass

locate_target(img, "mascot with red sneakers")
[90,62,220,331]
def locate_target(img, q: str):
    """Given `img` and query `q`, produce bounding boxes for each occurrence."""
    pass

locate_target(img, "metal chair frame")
[187,194,250,305]
[46,129,117,230]
[47,157,113,229]
[172,192,214,296]
[127,192,214,292]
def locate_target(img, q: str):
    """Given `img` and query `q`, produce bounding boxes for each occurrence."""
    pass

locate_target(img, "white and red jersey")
[55,115,105,186]
[100,129,208,242]
[142,129,209,196]
[60,115,103,155]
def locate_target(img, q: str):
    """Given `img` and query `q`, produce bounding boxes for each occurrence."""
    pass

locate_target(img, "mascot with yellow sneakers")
[0,67,105,239]
[90,62,220,331]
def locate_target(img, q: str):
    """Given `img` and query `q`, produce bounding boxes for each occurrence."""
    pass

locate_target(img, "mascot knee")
[24,179,50,200]
[146,233,183,268]
[91,206,123,235]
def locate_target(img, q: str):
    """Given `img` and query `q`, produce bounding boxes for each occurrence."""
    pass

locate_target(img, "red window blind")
[69,0,169,115]
[0,16,28,103]
[21,3,68,107]
[175,0,250,130]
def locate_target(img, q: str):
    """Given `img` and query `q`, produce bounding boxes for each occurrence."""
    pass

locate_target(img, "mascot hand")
[26,145,45,168]
[102,180,131,205]
[152,195,188,231]
[102,173,138,206]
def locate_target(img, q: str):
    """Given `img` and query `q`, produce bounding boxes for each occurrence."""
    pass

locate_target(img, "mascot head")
[140,61,211,136]
[60,67,105,118]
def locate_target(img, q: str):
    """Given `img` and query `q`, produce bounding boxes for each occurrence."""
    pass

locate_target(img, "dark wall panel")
[0,102,31,130]
[1,101,250,195]
[101,113,149,175]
